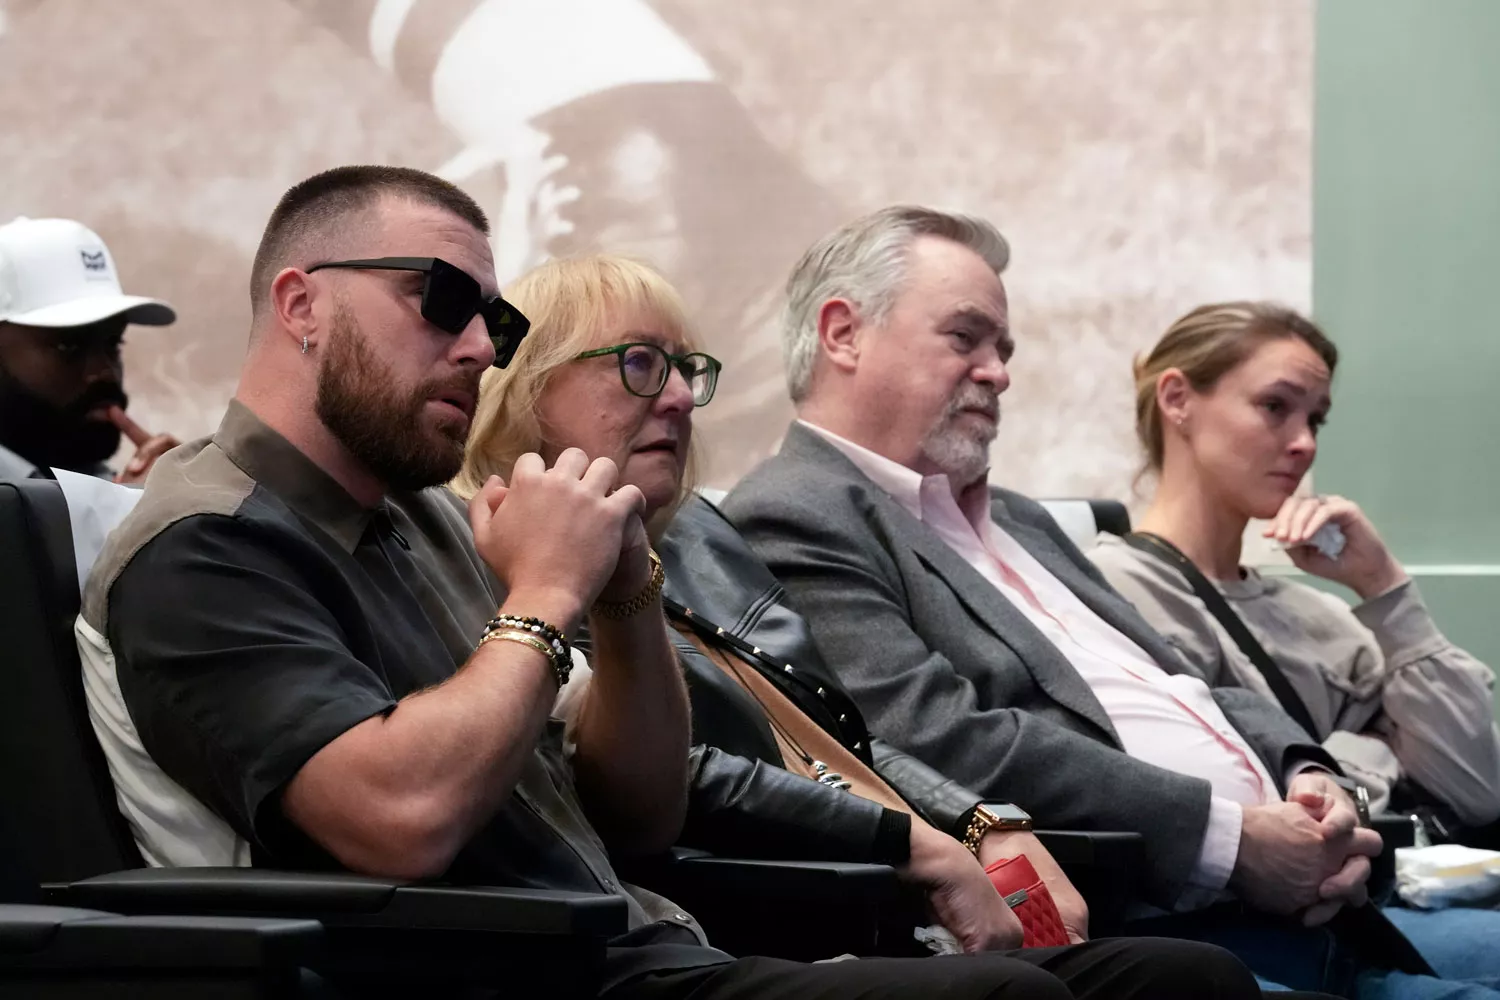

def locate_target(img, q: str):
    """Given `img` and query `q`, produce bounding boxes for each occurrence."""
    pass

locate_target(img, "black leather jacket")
[683,745,909,865]
[573,659,909,866]
[661,495,987,840]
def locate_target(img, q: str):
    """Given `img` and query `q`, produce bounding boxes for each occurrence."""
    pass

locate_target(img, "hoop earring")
[301,336,309,355]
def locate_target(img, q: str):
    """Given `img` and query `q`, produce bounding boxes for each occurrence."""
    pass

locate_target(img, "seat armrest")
[48,869,626,995]
[1368,813,1417,904]
[622,850,905,961]
[645,852,900,902]
[8,913,321,967]
[1372,813,1417,850]
[1033,831,1143,938]
[47,867,627,937]
[0,906,116,953]
[1033,830,1142,869]
[0,904,320,987]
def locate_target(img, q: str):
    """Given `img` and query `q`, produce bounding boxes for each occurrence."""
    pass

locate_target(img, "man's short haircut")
[780,205,1010,402]
[249,165,490,319]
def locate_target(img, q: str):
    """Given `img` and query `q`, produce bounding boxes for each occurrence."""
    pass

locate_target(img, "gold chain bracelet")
[591,549,665,620]
[479,628,570,687]
[963,810,992,857]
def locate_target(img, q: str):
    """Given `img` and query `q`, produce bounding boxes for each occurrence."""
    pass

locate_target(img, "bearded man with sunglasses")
[78,164,706,991]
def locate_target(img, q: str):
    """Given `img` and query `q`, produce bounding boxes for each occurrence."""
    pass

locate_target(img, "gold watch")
[962,803,1033,856]
[591,549,665,620]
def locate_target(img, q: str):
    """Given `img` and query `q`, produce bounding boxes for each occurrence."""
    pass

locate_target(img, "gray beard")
[919,395,999,486]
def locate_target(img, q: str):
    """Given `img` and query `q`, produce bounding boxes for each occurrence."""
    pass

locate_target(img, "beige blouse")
[1089,533,1500,826]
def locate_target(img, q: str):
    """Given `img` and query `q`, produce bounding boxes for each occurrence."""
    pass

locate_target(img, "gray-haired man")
[722,205,1425,992]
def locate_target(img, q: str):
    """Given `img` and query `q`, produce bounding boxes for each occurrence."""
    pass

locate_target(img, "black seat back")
[1088,499,1131,537]
[0,480,143,883]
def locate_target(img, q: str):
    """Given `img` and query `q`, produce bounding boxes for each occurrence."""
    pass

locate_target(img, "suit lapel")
[780,427,1119,743]
[898,507,1119,742]
[991,496,1198,679]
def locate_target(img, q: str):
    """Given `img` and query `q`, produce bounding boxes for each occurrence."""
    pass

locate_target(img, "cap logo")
[80,249,109,273]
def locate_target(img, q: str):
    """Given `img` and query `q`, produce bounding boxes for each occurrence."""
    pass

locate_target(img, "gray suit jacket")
[724,422,1335,906]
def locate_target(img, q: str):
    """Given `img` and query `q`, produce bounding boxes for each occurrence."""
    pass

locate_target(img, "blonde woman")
[453,253,709,537]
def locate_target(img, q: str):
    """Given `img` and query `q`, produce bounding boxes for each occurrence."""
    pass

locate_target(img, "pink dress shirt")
[803,421,1281,907]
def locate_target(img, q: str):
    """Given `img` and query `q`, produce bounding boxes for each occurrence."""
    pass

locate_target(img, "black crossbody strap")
[1123,532,1322,740]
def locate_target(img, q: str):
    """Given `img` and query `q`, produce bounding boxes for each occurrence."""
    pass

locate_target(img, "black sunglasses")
[306,256,531,368]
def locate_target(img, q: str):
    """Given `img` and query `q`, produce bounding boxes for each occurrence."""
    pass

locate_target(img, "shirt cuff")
[871,809,913,866]
[1351,580,1449,669]
[1177,796,1243,911]
[1286,759,1334,786]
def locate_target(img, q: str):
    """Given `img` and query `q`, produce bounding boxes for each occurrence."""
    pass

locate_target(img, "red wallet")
[984,855,1069,948]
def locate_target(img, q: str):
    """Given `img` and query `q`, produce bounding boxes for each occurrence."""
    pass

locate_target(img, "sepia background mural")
[0,0,1311,525]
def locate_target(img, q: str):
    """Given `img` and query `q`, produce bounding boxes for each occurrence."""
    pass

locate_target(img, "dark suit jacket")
[724,422,1335,907]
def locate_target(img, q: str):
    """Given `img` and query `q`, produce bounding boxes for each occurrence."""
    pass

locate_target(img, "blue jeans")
[1354,907,1500,1000]
[1124,908,1355,993]
[1126,905,1500,998]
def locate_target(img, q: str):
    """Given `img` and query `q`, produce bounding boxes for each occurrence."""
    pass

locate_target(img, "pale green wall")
[1314,0,1500,711]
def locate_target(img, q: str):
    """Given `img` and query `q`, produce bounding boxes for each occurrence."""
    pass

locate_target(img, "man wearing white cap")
[0,216,181,484]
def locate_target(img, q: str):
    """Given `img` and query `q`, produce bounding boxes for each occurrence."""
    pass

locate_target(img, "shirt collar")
[213,399,375,553]
[0,443,40,480]
[0,442,113,482]
[797,418,991,531]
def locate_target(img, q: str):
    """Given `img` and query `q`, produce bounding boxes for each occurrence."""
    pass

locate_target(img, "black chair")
[1037,498,1131,548]
[0,479,906,991]
[0,903,324,1000]
[0,810,325,1000]
[621,849,906,962]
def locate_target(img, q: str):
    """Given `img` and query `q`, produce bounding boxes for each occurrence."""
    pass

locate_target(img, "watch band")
[962,803,1034,856]
[1329,775,1372,827]
[591,549,665,620]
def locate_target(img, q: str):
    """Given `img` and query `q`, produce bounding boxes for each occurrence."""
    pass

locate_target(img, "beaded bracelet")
[481,615,571,687]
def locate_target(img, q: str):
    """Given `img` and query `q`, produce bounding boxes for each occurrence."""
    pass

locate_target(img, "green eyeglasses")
[575,342,722,407]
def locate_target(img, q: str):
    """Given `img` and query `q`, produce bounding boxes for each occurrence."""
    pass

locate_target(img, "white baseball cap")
[0,217,176,329]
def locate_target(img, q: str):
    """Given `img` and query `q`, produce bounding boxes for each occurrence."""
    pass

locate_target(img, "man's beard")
[0,367,125,473]
[314,305,479,493]
[919,383,1000,486]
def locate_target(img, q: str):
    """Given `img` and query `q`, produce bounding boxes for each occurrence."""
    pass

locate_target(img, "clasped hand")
[467,449,649,632]
[1234,772,1383,927]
